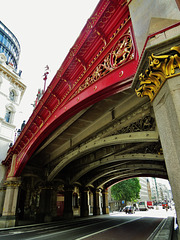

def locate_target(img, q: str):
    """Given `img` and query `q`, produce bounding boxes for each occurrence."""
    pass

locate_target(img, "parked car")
[123,205,135,214]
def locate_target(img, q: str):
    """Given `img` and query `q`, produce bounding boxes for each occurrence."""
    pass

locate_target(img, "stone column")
[102,189,109,214]
[89,191,93,214]
[80,187,89,217]
[0,164,6,216]
[93,188,100,215]
[38,187,53,222]
[0,177,21,228]
[135,45,180,229]
[24,184,31,220]
[153,75,180,225]
[51,189,58,219]
[63,185,73,219]
[0,187,5,216]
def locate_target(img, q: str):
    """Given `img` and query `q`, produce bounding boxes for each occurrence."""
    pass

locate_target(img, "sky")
[0,0,99,127]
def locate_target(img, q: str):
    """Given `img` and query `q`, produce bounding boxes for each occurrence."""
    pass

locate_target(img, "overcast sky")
[1,0,99,127]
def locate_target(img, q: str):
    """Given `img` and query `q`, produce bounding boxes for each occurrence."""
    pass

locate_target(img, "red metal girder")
[59,19,133,109]
[45,96,59,111]
[13,54,138,176]
[3,0,139,177]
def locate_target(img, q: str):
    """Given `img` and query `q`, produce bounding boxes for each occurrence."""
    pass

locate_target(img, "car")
[123,205,135,214]
[162,201,168,209]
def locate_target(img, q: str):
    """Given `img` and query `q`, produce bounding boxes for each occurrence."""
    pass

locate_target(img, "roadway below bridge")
[0,208,176,240]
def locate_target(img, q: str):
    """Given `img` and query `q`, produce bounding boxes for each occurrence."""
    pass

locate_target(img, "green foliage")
[111,178,141,204]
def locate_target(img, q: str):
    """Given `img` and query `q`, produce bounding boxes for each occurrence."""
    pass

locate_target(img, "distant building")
[147,179,152,201]
[108,187,121,212]
[139,177,149,201]
[149,178,172,203]
[0,21,26,215]
[0,21,20,71]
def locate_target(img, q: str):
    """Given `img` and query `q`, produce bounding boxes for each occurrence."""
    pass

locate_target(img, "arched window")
[4,104,15,124]
[5,110,11,123]
[9,90,15,101]
[9,88,18,102]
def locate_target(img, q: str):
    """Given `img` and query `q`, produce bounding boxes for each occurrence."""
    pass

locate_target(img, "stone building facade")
[0,22,26,216]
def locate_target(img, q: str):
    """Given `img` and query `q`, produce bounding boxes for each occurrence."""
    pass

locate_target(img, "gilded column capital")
[135,46,180,102]
[4,177,21,188]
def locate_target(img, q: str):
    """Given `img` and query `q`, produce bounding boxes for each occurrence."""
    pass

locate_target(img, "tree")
[111,178,141,205]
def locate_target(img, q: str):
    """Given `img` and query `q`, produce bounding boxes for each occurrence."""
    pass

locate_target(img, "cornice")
[0,64,26,92]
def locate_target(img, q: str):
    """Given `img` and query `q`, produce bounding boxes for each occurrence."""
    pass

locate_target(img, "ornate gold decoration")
[87,15,98,29]
[135,46,180,102]
[60,17,131,104]
[76,57,87,71]
[72,29,133,98]
[4,177,21,187]
[94,28,107,46]
[86,1,110,29]
[4,180,21,187]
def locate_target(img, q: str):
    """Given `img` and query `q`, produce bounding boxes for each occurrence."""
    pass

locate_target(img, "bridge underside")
[2,0,180,227]
[11,87,166,222]
[22,88,167,190]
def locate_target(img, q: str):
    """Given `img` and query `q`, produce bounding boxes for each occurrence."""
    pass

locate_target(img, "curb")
[147,217,174,240]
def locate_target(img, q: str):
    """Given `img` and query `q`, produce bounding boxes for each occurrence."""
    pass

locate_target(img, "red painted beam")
[14,55,138,176]
[4,0,139,178]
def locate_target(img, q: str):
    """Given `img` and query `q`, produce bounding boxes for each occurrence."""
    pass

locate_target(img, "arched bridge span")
[19,90,167,189]
[1,0,173,226]
[4,1,140,181]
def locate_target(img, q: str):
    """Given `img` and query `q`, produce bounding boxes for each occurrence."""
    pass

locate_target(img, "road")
[0,208,176,240]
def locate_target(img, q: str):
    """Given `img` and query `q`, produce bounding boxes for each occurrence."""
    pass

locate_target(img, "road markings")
[0,217,142,239]
[75,217,143,240]
[25,218,122,240]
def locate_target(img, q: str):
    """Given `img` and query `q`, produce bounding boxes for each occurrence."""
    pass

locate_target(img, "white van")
[138,201,148,211]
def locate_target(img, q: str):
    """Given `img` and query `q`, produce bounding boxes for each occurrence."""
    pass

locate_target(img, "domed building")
[0,21,26,216]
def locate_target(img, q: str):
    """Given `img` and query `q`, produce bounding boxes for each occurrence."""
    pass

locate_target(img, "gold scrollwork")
[4,180,21,187]
[4,177,21,187]
[135,46,180,102]
[72,30,133,98]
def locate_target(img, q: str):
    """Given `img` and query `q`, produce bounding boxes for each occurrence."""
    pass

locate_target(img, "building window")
[4,104,15,124]
[9,88,18,102]
[5,110,11,123]
[9,90,15,101]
